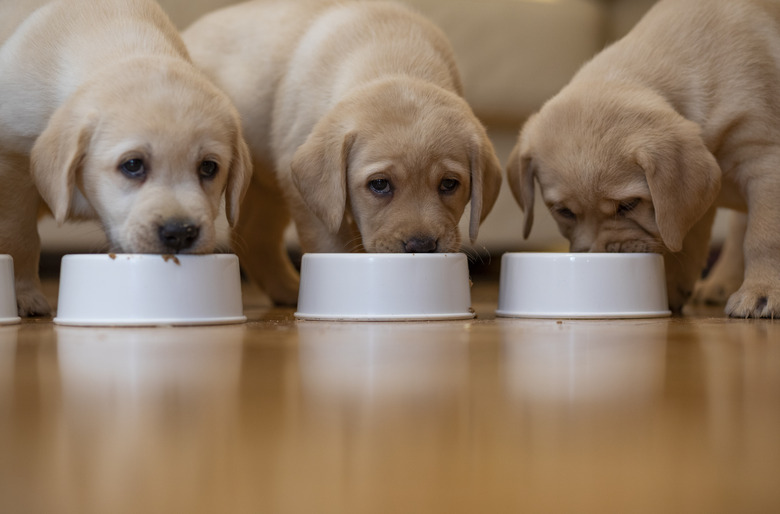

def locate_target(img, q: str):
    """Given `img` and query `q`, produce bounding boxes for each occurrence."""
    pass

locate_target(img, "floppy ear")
[506,122,537,239]
[30,105,97,224]
[468,133,503,243]
[225,133,253,227]
[290,118,356,234]
[635,117,721,252]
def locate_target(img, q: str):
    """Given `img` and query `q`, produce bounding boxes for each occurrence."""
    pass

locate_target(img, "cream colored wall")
[158,0,605,126]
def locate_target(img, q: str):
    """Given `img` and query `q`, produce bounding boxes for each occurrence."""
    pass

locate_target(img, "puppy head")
[290,79,502,253]
[507,87,721,253]
[31,60,252,254]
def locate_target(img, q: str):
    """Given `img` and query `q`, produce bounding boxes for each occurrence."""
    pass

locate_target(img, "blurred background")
[43,0,726,263]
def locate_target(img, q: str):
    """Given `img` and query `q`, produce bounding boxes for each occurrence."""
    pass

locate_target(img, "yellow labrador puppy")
[183,0,502,305]
[507,0,780,317]
[0,0,252,316]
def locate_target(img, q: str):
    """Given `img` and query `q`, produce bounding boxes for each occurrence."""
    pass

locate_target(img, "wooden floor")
[1,277,779,514]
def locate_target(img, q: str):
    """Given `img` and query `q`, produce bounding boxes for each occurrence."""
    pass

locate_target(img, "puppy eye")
[369,178,392,195]
[119,158,146,179]
[199,160,219,180]
[617,198,641,216]
[556,207,576,220]
[439,178,459,194]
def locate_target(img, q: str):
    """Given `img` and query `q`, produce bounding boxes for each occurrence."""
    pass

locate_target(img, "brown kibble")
[162,254,181,265]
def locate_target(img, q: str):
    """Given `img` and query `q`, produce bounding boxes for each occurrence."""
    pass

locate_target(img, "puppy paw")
[266,278,301,307]
[666,282,692,314]
[691,275,742,306]
[725,284,780,319]
[16,288,52,317]
[270,290,299,307]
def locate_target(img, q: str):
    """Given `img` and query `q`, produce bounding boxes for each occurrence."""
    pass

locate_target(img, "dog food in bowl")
[295,253,475,321]
[497,252,671,319]
[0,255,21,325]
[54,254,246,326]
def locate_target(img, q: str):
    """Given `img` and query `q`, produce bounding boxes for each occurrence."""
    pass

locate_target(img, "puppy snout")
[403,236,438,253]
[158,220,200,252]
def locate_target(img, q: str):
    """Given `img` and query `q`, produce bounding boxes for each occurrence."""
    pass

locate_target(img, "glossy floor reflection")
[1,280,779,514]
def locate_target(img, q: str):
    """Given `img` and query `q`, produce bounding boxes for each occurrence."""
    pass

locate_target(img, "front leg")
[726,177,780,318]
[664,206,717,313]
[232,166,300,306]
[292,197,361,254]
[0,154,50,316]
[691,210,746,305]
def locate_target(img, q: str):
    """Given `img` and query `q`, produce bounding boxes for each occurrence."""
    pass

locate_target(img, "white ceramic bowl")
[54,254,246,326]
[496,252,671,319]
[295,253,475,321]
[0,255,21,325]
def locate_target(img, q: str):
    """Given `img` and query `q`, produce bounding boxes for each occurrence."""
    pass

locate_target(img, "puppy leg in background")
[663,206,717,313]
[691,211,746,306]
[0,153,50,316]
[726,167,780,318]
[293,209,362,255]
[285,183,363,256]
[232,168,300,306]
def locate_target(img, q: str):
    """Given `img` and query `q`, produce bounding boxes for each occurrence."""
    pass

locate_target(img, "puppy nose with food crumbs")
[158,221,200,251]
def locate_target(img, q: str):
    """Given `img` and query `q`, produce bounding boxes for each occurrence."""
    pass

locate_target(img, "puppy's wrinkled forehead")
[532,94,649,198]
[93,63,239,153]
[350,97,474,178]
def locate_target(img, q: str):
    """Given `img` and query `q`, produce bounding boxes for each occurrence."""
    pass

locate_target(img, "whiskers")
[72,222,111,253]
[214,241,233,254]
[645,240,669,254]
[229,230,250,256]
[94,242,113,254]
[460,243,491,265]
[344,235,366,253]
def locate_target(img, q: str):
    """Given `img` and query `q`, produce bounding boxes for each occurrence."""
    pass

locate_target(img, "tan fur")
[0,0,252,316]
[183,0,502,305]
[691,211,747,306]
[508,0,780,317]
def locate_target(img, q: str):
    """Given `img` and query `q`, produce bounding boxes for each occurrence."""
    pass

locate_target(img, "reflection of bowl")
[0,255,21,325]
[295,253,475,321]
[497,253,671,319]
[54,254,246,326]
[55,325,245,440]
[500,320,669,402]
[56,325,245,390]
[297,322,470,399]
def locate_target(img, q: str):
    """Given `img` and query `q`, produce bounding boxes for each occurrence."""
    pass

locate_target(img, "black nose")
[403,236,437,253]
[159,221,200,251]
